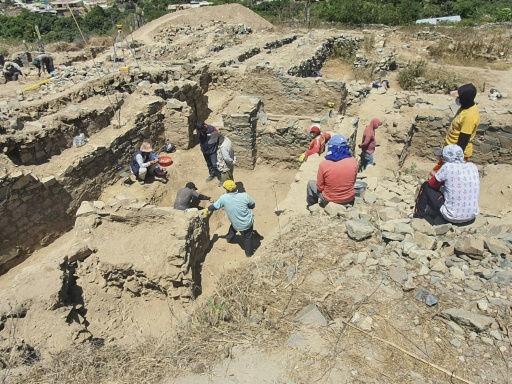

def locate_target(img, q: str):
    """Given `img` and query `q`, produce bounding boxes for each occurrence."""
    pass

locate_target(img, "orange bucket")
[158,155,173,167]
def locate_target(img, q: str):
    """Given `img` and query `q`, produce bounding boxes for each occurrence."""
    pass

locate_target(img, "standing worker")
[299,125,331,162]
[208,131,237,187]
[196,121,219,182]
[428,83,480,180]
[32,54,55,77]
[2,61,25,82]
[358,118,382,171]
[130,142,167,185]
[204,180,257,257]
[174,182,211,211]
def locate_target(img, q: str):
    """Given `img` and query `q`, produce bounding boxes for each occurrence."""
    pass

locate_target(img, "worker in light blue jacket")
[206,180,256,257]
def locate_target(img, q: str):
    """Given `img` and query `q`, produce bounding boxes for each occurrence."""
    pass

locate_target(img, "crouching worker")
[130,142,167,185]
[306,135,357,208]
[414,145,479,225]
[2,61,25,82]
[299,125,331,162]
[174,182,211,211]
[203,180,256,257]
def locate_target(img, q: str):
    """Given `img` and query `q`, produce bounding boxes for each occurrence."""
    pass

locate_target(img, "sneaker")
[205,175,216,182]
[138,179,145,185]
[245,253,253,258]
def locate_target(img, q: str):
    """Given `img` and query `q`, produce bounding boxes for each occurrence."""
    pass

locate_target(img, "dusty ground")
[1,5,512,384]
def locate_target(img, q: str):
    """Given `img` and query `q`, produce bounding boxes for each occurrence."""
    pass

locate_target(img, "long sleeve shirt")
[197,125,218,154]
[209,192,255,231]
[360,126,376,154]
[3,62,23,75]
[305,134,326,156]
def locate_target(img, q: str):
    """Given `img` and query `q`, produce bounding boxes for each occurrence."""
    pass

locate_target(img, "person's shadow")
[193,234,220,298]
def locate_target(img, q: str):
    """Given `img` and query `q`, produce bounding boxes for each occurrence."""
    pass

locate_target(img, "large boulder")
[345,220,375,241]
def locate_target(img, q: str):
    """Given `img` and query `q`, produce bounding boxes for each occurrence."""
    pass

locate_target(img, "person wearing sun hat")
[204,180,257,257]
[129,141,166,184]
[428,83,480,180]
[306,134,357,208]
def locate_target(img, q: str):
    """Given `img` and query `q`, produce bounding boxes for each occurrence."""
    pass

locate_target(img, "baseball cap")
[328,134,348,147]
[208,131,220,145]
[186,182,197,190]
[223,180,237,192]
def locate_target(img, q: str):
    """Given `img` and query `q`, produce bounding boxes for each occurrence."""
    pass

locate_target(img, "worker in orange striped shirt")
[299,125,331,162]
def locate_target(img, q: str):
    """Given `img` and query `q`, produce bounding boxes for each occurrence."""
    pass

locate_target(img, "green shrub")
[397,60,427,90]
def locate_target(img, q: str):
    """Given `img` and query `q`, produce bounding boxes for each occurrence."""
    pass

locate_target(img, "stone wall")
[402,113,512,165]
[222,95,262,169]
[287,36,361,78]
[257,117,314,165]
[74,200,210,300]
[0,98,123,165]
[0,101,165,274]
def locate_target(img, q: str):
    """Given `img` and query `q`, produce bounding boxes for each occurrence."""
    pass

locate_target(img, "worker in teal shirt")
[205,180,256,257]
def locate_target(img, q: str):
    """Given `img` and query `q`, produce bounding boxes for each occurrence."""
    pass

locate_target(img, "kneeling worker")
[204,180,256,257]
[174,182,211,211]
[130,142,167,184]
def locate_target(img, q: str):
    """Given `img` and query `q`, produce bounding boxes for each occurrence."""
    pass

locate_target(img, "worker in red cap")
[299,125,331,162]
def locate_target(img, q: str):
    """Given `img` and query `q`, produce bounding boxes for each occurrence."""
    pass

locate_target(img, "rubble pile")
[270,174,512,382]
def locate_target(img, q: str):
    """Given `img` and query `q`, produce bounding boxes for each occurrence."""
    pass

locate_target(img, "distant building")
[83,0,108,9]
[168,1,212,11]
[416,15,461,25]
[49,0,84,16]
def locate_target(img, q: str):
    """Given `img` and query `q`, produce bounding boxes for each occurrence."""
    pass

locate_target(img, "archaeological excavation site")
[1,4,512,383]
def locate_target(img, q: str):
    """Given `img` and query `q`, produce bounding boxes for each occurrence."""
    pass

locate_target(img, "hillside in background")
[0,0,511,45]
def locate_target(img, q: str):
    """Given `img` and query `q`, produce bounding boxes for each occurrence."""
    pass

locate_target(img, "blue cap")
[328,134,347,146]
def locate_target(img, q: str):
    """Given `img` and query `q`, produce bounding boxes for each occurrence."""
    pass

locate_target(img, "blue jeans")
[360,152,374,170]
[203,152,219,178]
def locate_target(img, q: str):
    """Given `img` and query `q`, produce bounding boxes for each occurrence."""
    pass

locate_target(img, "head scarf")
[442,144,464,164]
[457,83,477,109]
[325,135,351,162]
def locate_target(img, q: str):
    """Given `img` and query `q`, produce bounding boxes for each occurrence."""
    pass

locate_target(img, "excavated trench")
[0,37,360,275]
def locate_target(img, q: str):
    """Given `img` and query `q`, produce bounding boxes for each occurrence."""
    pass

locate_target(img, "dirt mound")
[133,4,274,43]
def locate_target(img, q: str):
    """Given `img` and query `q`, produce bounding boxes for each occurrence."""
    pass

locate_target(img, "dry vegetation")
[398,60,461,92]
[14,214,501,383]
[401,25,512,70]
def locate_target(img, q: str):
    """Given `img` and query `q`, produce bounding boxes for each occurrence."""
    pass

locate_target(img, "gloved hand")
[201,209,210,218]
[299,153,307,162]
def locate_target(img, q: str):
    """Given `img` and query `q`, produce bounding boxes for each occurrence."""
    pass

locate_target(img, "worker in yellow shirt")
[428,83,480,180]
